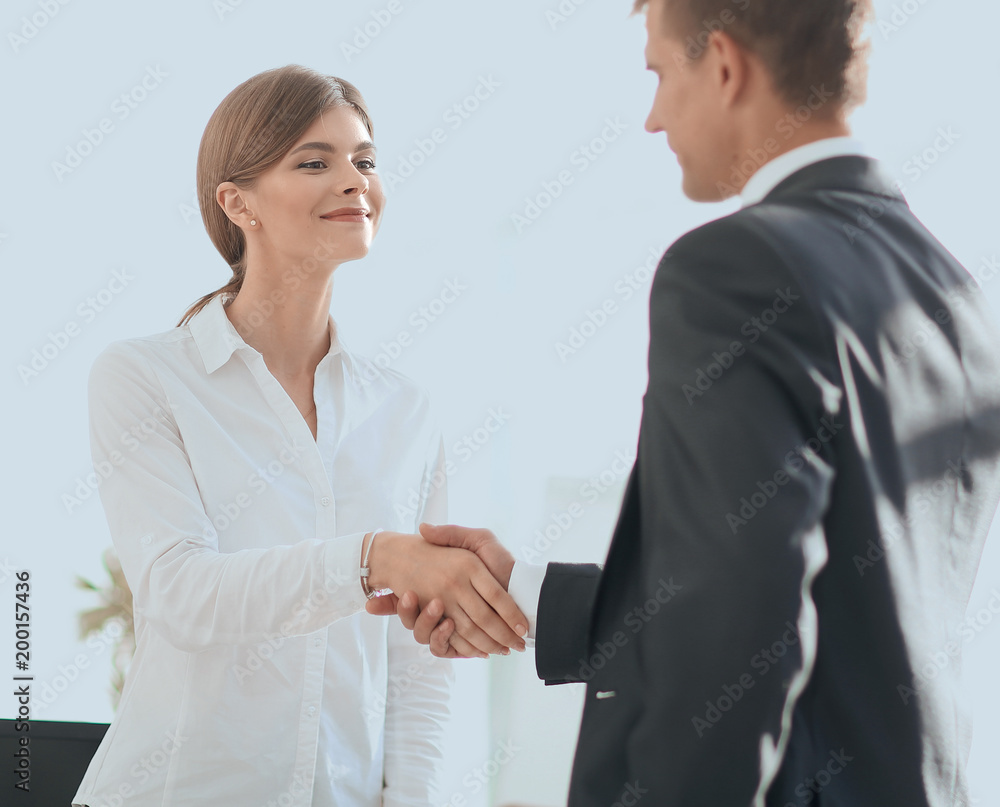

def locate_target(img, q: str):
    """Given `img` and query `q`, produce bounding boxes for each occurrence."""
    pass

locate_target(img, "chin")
[681,174,715,203]
[338,245,371,264]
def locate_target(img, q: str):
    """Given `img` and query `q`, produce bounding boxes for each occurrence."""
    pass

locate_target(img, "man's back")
[564,155,1000,806]
[746,156,1000,804]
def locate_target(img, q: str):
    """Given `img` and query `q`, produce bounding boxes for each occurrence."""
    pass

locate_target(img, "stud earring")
[250,219,257,226]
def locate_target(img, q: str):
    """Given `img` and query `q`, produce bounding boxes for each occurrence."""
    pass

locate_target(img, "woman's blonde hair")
[177,64,374,327]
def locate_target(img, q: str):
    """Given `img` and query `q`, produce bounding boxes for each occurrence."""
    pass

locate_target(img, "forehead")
[643,1,681,61]
[300,105,368,140]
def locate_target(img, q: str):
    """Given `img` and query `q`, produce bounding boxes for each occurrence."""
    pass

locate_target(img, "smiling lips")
[320,207,369,222]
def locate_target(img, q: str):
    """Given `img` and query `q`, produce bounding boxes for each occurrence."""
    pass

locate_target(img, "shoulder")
[88,324,192,390]
[654,210,809,309]
[662,207,815,276]
[665,193,874,284]
[650,210,840,391]
[656,205,843,319]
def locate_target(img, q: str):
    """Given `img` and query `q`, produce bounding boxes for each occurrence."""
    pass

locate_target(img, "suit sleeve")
[624,216,839,804]
[534,562,603,684]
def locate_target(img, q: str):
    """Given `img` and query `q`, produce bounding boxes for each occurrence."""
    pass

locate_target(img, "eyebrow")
[288,139,377,156]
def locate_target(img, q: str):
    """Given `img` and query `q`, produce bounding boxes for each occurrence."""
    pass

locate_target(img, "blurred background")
[2,0,998,804]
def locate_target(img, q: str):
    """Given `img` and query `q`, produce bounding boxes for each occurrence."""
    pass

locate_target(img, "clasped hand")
[366,523,519,658]
[366,524,524,657]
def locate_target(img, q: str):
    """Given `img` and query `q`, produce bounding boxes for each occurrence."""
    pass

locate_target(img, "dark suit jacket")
[534,156,1000,806]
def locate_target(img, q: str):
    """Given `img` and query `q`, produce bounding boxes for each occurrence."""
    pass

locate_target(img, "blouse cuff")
[323,530,372,618]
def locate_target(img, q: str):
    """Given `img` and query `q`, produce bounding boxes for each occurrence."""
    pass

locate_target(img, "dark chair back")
[1,720,109,806]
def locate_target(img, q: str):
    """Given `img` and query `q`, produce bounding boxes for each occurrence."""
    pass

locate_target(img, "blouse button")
[308,706,316,716]
[321,497,331,506]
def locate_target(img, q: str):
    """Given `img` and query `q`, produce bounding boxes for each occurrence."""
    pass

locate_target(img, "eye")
[298,159,326,170]
[357,158,376,171]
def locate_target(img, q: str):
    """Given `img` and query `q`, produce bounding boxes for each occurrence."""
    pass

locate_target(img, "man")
[370,1,1000,804]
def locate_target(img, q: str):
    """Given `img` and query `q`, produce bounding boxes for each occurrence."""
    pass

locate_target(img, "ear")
[706,30,751,109]
[216,181,254,229]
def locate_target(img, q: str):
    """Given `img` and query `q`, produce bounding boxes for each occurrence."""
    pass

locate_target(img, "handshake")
[363,523,527,658]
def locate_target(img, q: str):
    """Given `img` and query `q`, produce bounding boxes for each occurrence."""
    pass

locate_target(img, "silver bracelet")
[360,528,385,600]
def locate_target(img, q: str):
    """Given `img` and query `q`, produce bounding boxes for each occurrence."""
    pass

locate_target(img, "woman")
[72,64,526,807]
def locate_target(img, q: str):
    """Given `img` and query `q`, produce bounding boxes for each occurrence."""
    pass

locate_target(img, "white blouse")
[72,292,454,807]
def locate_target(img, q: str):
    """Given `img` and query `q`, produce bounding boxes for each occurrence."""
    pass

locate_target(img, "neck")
[726,107,851,196]
[224,251,337,378]
[772,117,851,158]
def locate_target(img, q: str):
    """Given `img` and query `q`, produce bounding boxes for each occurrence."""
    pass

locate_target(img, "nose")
[644,110,661,134]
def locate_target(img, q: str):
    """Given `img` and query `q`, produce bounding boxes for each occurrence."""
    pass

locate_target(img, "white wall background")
[2,1,998,805]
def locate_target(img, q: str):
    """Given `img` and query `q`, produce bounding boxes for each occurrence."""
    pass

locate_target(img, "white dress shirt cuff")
[325,530,373,617]
[507,561,547,647]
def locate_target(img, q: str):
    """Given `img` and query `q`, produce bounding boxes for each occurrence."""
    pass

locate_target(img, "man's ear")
[707,30,752,109]
[217,181,253,228]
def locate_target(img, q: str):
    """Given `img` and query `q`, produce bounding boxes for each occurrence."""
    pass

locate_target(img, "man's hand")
[363,528,525,657]
[419,523,516,589]
[366,523,521,658]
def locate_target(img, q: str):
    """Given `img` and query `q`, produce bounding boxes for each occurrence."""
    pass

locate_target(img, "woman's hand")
[365,531,527,657]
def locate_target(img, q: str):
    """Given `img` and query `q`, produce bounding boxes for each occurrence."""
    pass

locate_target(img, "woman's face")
[244,104,385,270]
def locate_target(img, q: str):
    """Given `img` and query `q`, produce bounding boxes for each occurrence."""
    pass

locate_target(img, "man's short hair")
[634,0,873,113]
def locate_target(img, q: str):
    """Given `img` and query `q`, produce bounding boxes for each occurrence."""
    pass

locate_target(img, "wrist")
[366,530,397,591]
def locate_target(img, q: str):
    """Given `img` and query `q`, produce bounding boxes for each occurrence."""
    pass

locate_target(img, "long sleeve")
[87,341,370,653]
[506,560,547,645]
[623,217,837,803]
[382,430,455,807]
